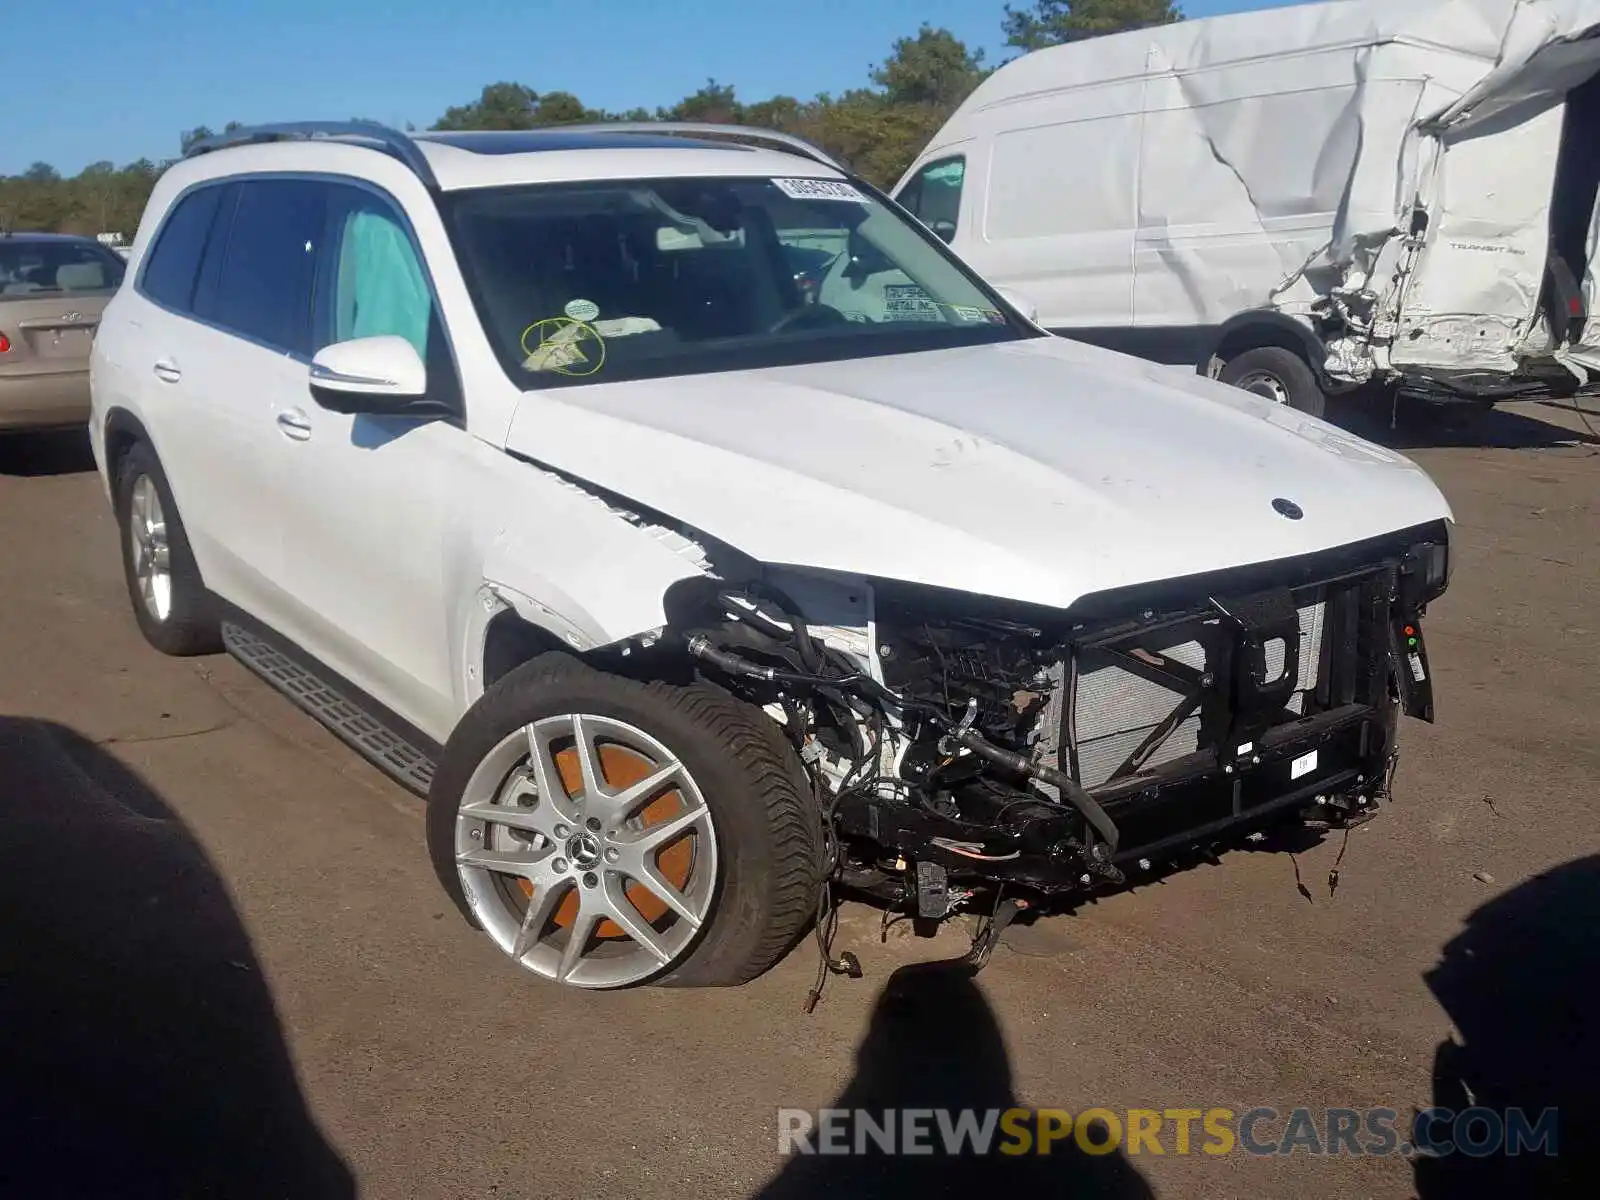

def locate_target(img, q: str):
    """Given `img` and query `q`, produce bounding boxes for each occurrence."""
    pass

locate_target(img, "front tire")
[426,653,823,989]
[1219,345,1328,418]
[114,441,222,656]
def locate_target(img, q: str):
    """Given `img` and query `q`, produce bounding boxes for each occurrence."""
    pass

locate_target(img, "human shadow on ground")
[1415,854,1599,1198]
[0,717,355,1199]
[0,428,97,477]
[754,956,1152,1199]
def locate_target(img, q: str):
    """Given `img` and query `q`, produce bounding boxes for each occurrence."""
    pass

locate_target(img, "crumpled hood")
[504,335,1453,610]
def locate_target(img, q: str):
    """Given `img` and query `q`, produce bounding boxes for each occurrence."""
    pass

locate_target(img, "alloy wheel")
[128,475,173,623]
[452,713,718,988]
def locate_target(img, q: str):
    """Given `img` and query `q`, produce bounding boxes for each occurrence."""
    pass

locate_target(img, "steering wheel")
[768,303,852,334]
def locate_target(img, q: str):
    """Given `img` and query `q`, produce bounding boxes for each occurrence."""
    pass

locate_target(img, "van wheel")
[426,653,823,989]
[1219,347,1327,418]
[114,441,222,656]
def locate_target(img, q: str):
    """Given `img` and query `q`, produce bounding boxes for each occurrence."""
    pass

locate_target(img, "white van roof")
[931,0,1600,150]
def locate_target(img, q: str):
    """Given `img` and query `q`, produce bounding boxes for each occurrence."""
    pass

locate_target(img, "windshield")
[0,239,125,299]
[445,175,1032,387]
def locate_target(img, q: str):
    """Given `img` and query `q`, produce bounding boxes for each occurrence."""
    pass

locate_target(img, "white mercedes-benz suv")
[90,121,1454,992]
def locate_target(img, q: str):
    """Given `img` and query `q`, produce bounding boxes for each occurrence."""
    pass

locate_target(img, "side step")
[221,621,438,796]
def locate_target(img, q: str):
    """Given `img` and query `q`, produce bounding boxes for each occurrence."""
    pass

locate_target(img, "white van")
[895,0,1600,415]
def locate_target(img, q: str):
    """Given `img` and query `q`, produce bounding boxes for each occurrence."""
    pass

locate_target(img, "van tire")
[1219,347,1327,418]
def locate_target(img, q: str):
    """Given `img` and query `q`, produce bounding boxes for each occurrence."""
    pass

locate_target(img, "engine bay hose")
[943,729,1120,852]
[685,634,1122,852]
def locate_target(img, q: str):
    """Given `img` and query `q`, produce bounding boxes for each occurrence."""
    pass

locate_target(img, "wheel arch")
[461,489,715,707]
[102,406,152,485]
[1204,311,1330,387]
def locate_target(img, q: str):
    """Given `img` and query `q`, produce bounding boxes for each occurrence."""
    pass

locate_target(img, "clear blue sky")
[6,0,1294,176]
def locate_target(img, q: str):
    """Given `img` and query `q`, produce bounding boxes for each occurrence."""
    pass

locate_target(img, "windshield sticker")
[771,178,868,203]
[950,305,987,322]
[563,298,600,322]
[882,283,942,323]
[521,317,607,377]
[592,316,662,337]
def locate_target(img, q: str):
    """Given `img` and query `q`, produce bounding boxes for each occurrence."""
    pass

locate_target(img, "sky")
[5,0,1296,177]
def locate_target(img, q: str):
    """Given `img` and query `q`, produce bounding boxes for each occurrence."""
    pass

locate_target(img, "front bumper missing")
[842,696,1397,891]
[842,546,1432,894]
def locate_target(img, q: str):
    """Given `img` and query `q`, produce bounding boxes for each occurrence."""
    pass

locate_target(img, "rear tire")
[114,441,222,656]
[1219,346,1328,418]
[427,653,823,989]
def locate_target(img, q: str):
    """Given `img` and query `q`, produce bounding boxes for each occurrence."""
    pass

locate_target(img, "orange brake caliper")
[518,742,695,938]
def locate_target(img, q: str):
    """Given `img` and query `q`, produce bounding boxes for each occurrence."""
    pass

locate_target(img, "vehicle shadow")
[1415,855,1598,1198]
[0,717,355,1200]
[0,427,97,476]
[753,957,1152,1200]
[1341,395,1600,450]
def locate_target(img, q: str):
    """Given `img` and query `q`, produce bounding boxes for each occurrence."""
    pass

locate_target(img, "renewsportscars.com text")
[777,1106,1559,1159]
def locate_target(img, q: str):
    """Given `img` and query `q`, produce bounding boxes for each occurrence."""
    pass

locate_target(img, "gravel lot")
[1,400,1595,1199]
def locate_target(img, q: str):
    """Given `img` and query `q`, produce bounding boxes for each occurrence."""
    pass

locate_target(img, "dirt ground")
[1,399,1595,1199]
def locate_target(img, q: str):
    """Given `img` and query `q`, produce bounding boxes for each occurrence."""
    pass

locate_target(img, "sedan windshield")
[445,175,1032,387]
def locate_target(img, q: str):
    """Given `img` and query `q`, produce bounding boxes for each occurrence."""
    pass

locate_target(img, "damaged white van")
[92,121,1452,991]
[896,0,1600,416]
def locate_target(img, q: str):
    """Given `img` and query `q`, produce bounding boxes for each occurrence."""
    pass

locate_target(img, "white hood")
[503,336,1452,611]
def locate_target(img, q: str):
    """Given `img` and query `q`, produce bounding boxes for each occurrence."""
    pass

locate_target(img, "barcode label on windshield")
[772,178,867,203]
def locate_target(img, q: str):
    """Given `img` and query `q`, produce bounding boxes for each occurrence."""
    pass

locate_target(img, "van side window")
[897,157,965,243]
[139,186,225,313]
[211,179,324,356]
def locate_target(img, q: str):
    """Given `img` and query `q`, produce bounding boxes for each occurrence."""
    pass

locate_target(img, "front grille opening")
[1065,571,1384,791]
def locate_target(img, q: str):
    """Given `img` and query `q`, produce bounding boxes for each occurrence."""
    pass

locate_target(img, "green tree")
[532,91,598,126]
[179,126,214,154]
[742,95,805,132]
[432,82,604,130]
[433,82,539,130]
[78,161,118,232]
[658,79,742,124]
[871,23,988,109]
[1002,0,1181,50]
[802,26,986,187]
[23,162,60,183]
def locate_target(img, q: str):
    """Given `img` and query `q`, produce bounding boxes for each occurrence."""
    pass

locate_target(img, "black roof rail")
[184,121,440,189]
[501,122,847,172]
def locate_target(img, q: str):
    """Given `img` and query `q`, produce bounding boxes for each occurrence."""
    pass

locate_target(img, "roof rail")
[520,122,847,172]
[185,121,439,189]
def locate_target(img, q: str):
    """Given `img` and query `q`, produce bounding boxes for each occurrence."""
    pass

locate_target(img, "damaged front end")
[666,521,1450,931]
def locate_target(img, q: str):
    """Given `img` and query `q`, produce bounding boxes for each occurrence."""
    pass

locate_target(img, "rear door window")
[190,182,240,319]
[139,186,224,312]
[210,178,324,356]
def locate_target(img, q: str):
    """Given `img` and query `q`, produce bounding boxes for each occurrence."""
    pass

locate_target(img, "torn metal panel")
[1391,98,1568,368]
[908,0,1600,380]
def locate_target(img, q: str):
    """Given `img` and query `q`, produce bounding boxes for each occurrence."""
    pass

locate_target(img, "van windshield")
[445,175,1032,387]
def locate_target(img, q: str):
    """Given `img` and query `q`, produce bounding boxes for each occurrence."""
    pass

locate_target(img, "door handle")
[152,359,182,384]
[276,408,313,441]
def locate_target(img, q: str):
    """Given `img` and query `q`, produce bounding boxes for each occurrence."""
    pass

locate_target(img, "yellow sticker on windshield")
[521,317,607,377]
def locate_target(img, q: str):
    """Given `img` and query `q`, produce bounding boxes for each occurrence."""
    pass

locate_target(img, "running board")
[221,621,438,796]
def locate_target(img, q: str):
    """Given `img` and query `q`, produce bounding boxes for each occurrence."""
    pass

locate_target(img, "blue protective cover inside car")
[335,208,431,357]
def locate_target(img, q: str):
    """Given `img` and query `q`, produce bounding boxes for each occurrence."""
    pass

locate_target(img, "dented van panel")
[901,0,1600,399]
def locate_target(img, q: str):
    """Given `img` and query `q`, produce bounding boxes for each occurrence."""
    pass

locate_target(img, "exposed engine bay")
[663,521,1450,942]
